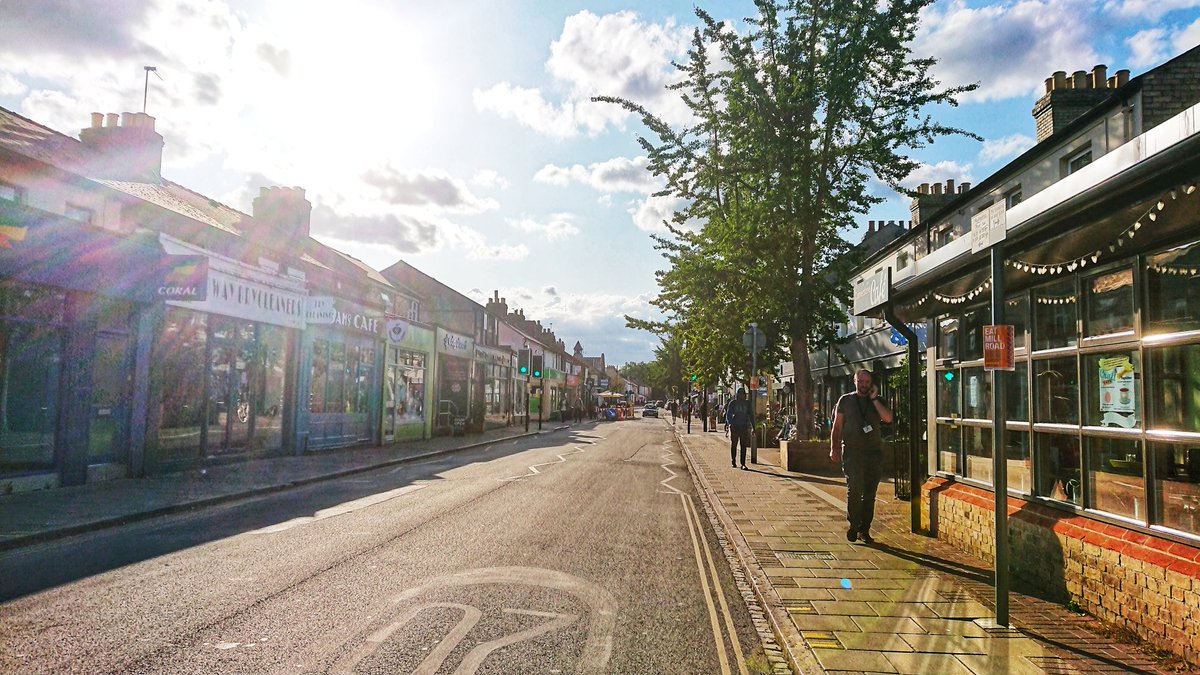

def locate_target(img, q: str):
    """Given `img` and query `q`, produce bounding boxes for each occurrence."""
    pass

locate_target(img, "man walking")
[726,389,752,470]
[830,369,893,544]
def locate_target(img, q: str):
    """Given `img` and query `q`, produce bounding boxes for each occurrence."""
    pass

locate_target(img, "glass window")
[1085,435,1144,520]
[938,424,960,474]
[1064,147,1092,176]
[1083,351,1141,429]
[154,307,207,456]
[1084,268,1134,337]
[0,182,22,203]
[1147,343,1200,433]
[938,315,958,361]
[1005,361,1029,422]
[1005,296,1028,351]
[962,367,989,419]
[936,369,960,418]
[1151,442,1200,534]
[89,332,131,462]
[253,325,289,450]
[1033,279,1078,350]
[1007,430,1032,494]
[0,320,63,472]
[0,282,67,324]
[1146,241,1200,334]
[328,341,346,413]
[963,425,993,484]
[1035,356,1078,424]
[1006,186,1023,209]
[1037,432,1081,505]
[309,338,328,413]
[65,204,92,224]
[961,306,986,362]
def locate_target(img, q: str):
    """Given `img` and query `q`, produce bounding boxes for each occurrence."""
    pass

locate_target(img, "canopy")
[597,391,626,398]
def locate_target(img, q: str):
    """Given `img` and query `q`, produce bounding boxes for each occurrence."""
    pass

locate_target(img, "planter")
[779,440,832,473]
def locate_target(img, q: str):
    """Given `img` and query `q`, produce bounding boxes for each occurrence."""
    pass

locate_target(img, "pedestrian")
[668,399,678,422]
[830,369,894,544]
[726,389,752,470]
[700,397,709,432]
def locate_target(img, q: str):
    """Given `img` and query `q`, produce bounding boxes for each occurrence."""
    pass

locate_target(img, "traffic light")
[531,354,543,379]
[518,348,530,375]
[691,374,698,381]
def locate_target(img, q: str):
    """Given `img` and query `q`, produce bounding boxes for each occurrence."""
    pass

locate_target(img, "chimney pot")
[121,112,134,127]
[1072,70,1088,89]
[90,112,103,128]
[105,113,119,127]
[1116,69,1130,87]
[945,179,955,193]
[960,182,971,192]
[1052,71,1068,90]
[918,183,929,194]
[932,183,942,195]
[1092,64,1107,89]
[1044,77,1054,94]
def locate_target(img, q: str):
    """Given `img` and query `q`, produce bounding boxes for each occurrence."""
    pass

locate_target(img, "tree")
[600,0,976,438]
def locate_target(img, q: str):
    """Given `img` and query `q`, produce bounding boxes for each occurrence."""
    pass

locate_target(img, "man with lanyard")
[830,369,894,544]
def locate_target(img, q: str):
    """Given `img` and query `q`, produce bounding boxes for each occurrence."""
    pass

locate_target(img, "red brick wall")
[923,477,1200,664]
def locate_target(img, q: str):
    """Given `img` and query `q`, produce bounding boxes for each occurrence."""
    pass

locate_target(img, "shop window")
[1037,432,1081,505]
[962,367,989,419]
[1084,268,1134,338]
[960,305,986,362]
[1151,442,1200,534]
[0,283,65,472]
[1085,435,1144,520]
[154,308,207,456]
[1005,295,1028,351]
[1004,361,1029,422]
[938,315,958,361]
[1033,279,1078,350]
[1083,351,1141,429]
[936,368,960,418]
[1007,430,1032,494]
[253,325,289,450]
[1147,343,1200,433]
[328,341,346,412]
[89,298,135,463]
[1146,240,1200,334]
[310,338,329,413]
[937,423,961,474]
[1035,356,1078,425]
[963,424,993,485]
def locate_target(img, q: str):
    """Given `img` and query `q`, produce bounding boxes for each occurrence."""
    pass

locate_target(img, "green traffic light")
[691,375,697,381]
[519,366,528,374]
[533,370,542,378]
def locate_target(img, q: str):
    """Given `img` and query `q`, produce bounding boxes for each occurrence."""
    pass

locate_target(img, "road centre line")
[249,484,427,534]
[496,441,593,482]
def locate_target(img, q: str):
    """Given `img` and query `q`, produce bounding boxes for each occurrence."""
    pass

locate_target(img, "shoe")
[846,528,858,542]
[741,464,747,470]
[732,462,737,468]
[860,532,875,545]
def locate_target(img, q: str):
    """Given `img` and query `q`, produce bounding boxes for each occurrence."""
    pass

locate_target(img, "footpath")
[0,423,559,552]
[672,420,1193,674]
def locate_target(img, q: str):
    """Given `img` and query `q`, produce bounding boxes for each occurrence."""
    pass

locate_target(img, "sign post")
[743,323,767,463]
[989,246,1011,628]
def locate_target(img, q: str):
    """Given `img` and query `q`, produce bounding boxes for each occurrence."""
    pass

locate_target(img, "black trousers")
[730,425,750,465]
[842,450,883,534]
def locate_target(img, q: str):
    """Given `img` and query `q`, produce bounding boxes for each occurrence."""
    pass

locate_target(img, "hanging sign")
[983,325,1015,371]
[386,319,410,344]
[971,201,1007,253]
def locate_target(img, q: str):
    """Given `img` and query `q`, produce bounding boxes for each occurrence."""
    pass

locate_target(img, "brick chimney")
[1032,65,1125,142]
[79,111,165,182]
[909,179,960,226]
[485,290,509,317]
[252,186,311,241]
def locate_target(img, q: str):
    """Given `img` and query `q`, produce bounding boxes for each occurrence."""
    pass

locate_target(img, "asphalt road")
[0,418,763,674]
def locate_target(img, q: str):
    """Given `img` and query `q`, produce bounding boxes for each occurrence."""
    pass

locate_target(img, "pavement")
[672,420,1192,675]
[0,416,1192,674]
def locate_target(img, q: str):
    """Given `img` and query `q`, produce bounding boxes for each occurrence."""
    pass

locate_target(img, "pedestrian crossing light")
[518,348,530,375]
[691,374,697,381]
[531,354,543,379]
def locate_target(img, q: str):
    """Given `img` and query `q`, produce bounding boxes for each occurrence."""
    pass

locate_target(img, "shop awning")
[0,201,166,302]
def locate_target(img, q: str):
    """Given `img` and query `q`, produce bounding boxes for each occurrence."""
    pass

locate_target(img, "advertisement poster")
[1098,356,1136,414]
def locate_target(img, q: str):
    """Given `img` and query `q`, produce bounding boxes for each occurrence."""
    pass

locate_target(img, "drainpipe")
[883,303,922,534]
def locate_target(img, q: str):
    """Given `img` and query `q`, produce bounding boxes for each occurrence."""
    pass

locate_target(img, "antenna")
[142,66,163,113]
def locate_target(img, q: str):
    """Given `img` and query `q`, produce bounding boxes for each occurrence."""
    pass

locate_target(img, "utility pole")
[143,66,160,113]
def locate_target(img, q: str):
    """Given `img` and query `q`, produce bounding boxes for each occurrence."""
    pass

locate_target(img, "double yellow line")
[679,492,750,675]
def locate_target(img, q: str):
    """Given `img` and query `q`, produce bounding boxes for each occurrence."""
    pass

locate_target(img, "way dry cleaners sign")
[306,296,381,336]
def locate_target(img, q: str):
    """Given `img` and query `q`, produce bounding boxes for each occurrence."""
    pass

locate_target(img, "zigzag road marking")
[659,440,684,495]
[497,439,596,482]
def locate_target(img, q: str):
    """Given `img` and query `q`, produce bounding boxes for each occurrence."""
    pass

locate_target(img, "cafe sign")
[306,296,381,336]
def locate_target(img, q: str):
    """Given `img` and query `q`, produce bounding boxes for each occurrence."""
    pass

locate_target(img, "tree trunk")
[790,336,815,440]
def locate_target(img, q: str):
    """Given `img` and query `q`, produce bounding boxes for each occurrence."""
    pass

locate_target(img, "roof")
[0,106,93,171]
[96,179,243,235]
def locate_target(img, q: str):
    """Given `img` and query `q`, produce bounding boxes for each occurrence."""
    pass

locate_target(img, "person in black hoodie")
[726,389,752,469]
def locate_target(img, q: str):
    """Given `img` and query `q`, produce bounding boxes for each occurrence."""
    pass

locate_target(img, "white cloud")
[474,10,692,138]
[471,169,509,190]
[628,194,702,233]
[1104,0,1200,20]
[979,134,1035,164]
[0,73,28,97]
[917,0,1102,102]
[534,156,659,193]
[1177,17,1200,51]
[506,213,582,240]
[900,161,975,191]
[1127,28,1171,68]
[361,165,498,213]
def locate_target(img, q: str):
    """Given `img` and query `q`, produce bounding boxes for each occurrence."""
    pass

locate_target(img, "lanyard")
[855,395,872,423]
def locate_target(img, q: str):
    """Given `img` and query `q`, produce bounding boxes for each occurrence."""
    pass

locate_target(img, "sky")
[1,0,1198,366]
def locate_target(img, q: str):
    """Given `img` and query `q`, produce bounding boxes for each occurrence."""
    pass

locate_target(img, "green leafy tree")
[601,0,976,438]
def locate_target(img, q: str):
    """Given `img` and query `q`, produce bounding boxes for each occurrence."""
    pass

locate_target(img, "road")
[0,418,765,674]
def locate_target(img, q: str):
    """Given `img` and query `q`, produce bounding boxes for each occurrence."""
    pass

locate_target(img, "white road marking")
[497,441,593,482]
[249,484,428,534]
[683,495,750,675]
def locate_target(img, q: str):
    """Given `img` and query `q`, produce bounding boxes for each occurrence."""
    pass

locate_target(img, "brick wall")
[1140,45,1200,132]
[923,477,1200,665]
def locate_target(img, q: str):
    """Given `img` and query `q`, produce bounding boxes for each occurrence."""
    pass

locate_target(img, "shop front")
[0,202,166,490]
[382,317,433,442]
[149,236,305,468]
[435,328,473,435]
[302,297,384,450]
[473,344,513,430]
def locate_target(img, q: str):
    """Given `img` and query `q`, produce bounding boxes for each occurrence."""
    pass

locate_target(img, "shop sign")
[437,328,473,356]
[983,325,1015,371]
[156,255,208,301]
[169,266,305,328]
[853,268,889,315]
[386,318,410,344]
[971,201,1007,253]
[1099,356,1137,423]
[306,296,381,336]
[474,345,511,366]
[599,378,609,387]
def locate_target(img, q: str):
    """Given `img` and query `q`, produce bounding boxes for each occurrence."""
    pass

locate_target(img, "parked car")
[642,404,658,418]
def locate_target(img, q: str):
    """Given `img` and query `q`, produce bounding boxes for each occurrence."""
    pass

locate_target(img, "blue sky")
[1,0,1198,365]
